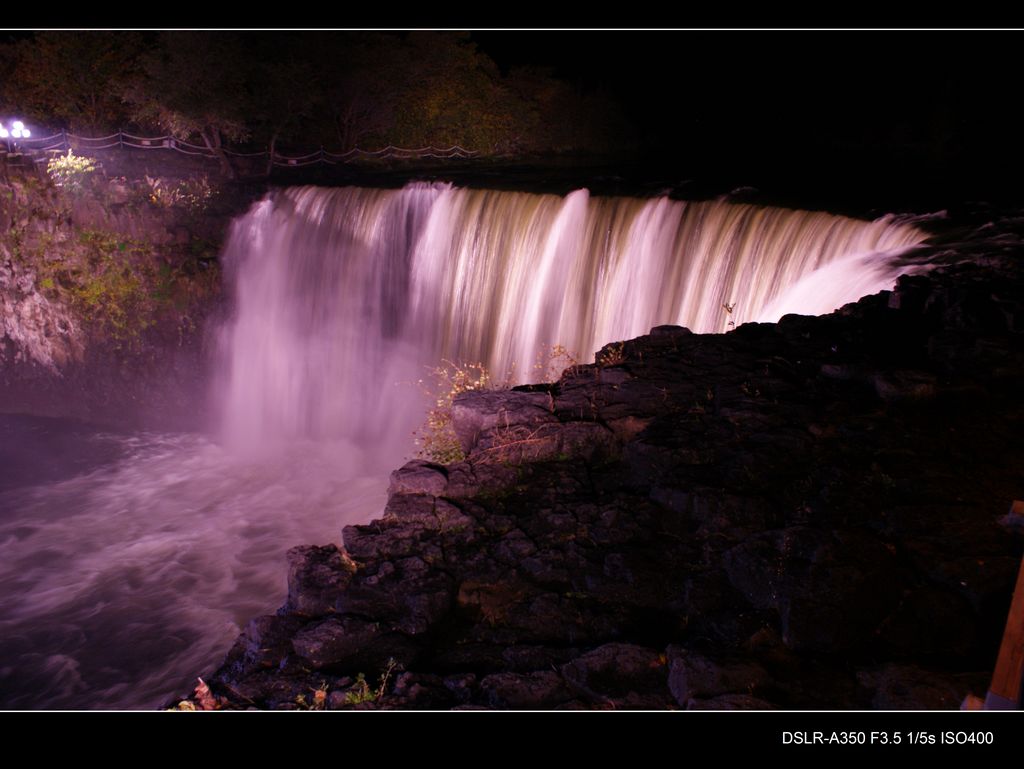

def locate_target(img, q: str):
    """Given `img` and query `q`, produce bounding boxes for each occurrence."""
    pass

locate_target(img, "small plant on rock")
[414,359,495,464]
[344,658,400,706]
[414,344,579,465]
[596,341,626,367]
[171,677,225,711]
[143,173,219,211]
[144,174,219,214]
[532,342,580,382]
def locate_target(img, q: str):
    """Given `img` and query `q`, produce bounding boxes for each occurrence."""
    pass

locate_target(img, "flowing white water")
[2,183,928,709]
[0,424,386,709]
[218,183,927,451]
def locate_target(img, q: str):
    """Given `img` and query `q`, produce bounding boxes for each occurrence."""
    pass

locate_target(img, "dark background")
[474,30,1023,208]
[1,29,1020,210]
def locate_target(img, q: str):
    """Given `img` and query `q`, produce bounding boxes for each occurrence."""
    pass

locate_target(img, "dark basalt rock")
[283,545,354,617]
[478,671,575,709]
[290,616,420,672]
[198,254,1024,710]
[685,693,777,710]
[856,665,989,710]
[666,646,773,706]
[723,527,903,652]
[559,643,674,708]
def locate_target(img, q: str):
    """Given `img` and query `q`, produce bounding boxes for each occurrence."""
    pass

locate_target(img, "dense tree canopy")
[0,31,637,165]
[121,33,251,177]
[0,32,144,133]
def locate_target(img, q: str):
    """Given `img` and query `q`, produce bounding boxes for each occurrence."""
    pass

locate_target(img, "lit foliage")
[415,344,579,465]
[144,174,218,214]
[46,149,97,192]
[386,33,529,154]
[7,174,220,362]
[532,342,580,380]
[415,359,493,465]
[596,341,626,367]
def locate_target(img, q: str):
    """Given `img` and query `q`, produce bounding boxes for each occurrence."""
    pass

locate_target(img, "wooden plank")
[987,538,1024,708]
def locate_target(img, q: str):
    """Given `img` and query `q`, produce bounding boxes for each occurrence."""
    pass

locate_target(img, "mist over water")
[2,183,927,709]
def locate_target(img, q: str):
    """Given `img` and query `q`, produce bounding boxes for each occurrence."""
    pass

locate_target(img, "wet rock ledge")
[201,256,1024,710]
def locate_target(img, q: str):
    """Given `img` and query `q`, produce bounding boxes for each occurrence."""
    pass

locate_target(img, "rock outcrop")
[0,255,84,373]
[200,253,1024,710]
[0,173,250,429]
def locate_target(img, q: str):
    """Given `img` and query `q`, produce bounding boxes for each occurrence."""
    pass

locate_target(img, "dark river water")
[0,413,386,710]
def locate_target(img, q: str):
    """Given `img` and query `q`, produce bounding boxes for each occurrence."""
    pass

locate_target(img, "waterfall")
[0,183,932,708]
[217,183,926,456]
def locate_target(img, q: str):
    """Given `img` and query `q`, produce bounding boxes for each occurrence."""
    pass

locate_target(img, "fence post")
[61,129,67,151]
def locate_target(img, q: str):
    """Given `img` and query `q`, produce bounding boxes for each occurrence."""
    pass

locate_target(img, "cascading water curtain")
[216,183,926,457]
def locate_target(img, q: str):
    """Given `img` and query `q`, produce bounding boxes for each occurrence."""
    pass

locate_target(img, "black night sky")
[474,30,1024,207]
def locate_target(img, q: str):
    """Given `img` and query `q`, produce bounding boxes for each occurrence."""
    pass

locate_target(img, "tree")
[0,32,144,133]
[244,34,326,175]
[387,33,529,153]
[505,64,636,157]
[309,32,405,152]
[122,32,250,179]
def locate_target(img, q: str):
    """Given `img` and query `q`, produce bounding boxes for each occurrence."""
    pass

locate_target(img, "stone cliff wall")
[196,245,1024,710]
[0,169,253,429]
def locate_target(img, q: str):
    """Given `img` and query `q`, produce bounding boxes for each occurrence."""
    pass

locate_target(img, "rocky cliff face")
[198,247,1024,710]
[0,256,83,374]
[0,172,247,429]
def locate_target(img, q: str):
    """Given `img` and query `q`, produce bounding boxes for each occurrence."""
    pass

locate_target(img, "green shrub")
[344,659,399,706]
[71,266,151,346]
[46,150,97,192]
[57,229,159,350]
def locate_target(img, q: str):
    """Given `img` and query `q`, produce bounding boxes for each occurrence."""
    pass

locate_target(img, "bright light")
[2,119,30,140]
[0,120,30,141]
